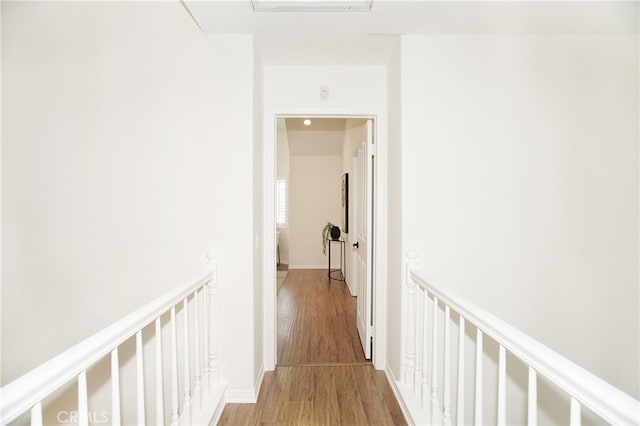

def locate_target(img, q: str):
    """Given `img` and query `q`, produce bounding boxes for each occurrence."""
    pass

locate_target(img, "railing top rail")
[0,271,214,425]
[408,267,640,426]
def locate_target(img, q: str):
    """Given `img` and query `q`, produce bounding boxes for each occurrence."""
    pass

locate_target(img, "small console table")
[327,239,346,282]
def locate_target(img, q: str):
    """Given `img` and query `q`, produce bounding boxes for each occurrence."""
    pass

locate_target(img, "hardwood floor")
[218,269,406,425]
[217,365,405,425]
[277,269,366,365]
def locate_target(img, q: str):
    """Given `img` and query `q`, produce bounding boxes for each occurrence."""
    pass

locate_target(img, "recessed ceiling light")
[303,119,312,126]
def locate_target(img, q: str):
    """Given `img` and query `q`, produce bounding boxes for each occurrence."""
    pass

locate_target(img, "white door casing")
[355,119,374,360]
[264,109,387,372]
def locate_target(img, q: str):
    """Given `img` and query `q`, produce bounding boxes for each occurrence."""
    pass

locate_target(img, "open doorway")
[274,116,374,365]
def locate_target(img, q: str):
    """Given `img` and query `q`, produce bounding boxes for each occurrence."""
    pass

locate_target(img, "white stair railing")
[0,253,225,425]
[399,251,640,426]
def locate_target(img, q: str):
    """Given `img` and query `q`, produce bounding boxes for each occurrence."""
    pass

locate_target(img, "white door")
[355,120,373,359]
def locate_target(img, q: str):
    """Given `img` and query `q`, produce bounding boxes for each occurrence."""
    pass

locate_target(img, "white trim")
[371,110,388,371]
[384,363,415,426]
[223,362,265,404]
[191,384,227,426]
[224,389,259,403]
[288,264,328,269]
[209,387,227,426]
[262,111,277,371]
[262,106,388,372]
[254,363,265,399]
[251,0,372,12]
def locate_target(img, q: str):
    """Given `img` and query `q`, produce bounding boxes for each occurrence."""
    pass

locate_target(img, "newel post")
[404,251,418,387]
[206,251,221,390]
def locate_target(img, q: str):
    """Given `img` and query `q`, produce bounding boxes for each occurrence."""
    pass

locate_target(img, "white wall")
[252,42,265,396]
[385,43,403,380]
[264,66,387,113]
[398,34,639,420]
[0,1,3,383]
[207,32,258,401]
[288,129,344,155]
[2,0,258,412]
[289,155,343,268]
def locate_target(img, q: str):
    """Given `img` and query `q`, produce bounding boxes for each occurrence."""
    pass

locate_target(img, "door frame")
[262,107,388,372]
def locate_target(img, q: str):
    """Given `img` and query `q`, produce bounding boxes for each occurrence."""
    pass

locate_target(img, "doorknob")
[353,242,359,249]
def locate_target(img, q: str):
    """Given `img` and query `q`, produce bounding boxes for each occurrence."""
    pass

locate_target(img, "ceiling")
[285,117,347,131]
[280,117,368,155]
[283,118,346,156]
[184,0,638,65]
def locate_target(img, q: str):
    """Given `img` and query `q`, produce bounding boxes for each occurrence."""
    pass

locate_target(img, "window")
[276,178,287,226]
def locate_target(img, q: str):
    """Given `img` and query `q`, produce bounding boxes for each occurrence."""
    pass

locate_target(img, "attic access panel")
[251,0,372,12]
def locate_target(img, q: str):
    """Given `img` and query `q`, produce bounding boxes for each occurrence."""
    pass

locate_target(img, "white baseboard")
[385,362,415,426]
[224,364,266,404]
[185,383,226,426]
[346,278,356,296]
[288,264,326,269]
[254,363,265,400]
[224,389,258,403]
[208,385,227,426]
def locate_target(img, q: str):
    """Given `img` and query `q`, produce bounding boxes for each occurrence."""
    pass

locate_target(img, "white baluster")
[421,290,429,408]
[431,296,439,425]
[404,251,418,388]
[443,305,451,426]
[182,298,192,424]
[78,370,88,426]
[203,283,210,395]
[457,317,465,426]
[570,397,581,426]
[193,289,201,411]
[136,330,145,425]
[415,289,424,397]
[111,348,121,426]
[528,367,537,425]
[30,401,42,426]
[497,345,506,426]
[474,329,483,426]
[171,306,179,425]
[207,251,220,387]
[155,318,164,426]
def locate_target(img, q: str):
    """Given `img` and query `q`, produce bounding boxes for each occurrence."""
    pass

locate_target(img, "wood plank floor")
[217,365,406,425]
[277,269,366,365]
[218,269,406,425]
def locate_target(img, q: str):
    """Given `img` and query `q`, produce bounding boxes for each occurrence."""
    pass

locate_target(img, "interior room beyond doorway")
[275,116,371,365]
[276,117,367,287]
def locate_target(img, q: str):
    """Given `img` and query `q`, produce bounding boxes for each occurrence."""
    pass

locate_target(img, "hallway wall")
[2,0,258,414]
[385,43,403,384]
[289,154,343,269]
[399,34,639,421]
[252,42,265,399]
